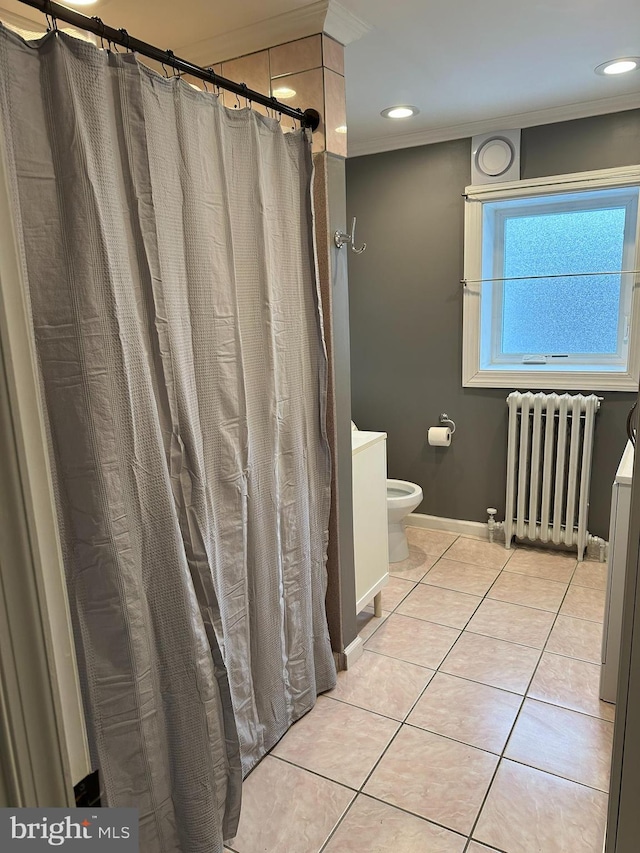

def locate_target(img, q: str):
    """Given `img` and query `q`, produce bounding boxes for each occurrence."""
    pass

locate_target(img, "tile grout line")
[520,691,614,724]
[316,536,472,851]
[383,538,607,848]
[449,544,547,847]
[316,804,355,853]
[269,752,361,794]
[361,541,610,848]
[234,536,607,853]
[351,536,516,847]
[320,535,481,847]
[229,537,448,853]
[463,553,606,847]
[384,538,564,848]
[493,754,612,795]
[354,790,470,844]
[463,837,509,853]
[318,789,471,853]
[322,692,407,723]
[278,537,603,852]
[413,577,604,623]
[393,537,526,846]
[460,544,575,844]
[315,731,406,852]
[314,789,358,853]
[362,535,609,850]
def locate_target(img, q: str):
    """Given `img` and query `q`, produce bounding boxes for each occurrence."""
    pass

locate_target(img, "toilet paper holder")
[439,413,456,434]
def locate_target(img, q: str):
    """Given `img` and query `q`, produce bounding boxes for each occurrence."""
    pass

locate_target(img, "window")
[462,166,640,391]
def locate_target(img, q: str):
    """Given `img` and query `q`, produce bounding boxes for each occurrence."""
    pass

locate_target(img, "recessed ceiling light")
[335,125,347,134]
[381,105,420,119]
[272,86,297,99]
[595,57,640,76]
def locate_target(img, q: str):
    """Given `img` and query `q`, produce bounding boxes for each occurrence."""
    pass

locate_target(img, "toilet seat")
[386,478,423,562]
[387,479,422,510]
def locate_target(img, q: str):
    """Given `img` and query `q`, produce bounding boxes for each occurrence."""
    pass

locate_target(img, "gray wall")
[346,109,640,539]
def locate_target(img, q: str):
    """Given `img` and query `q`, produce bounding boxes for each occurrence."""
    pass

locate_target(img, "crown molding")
[324,1,372,45]
[182,1,326,65]
[347,91,640,158]
[181,0,371,67]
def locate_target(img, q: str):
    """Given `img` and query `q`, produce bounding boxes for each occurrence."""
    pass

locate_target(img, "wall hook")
[334,217,366,254]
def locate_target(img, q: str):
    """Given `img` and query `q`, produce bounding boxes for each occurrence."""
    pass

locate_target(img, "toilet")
[387,479,423,562]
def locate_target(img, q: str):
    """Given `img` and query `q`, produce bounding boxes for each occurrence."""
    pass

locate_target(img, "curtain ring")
[235,92,241,109]
[161,50,173,78]
[44,0,58,32]
[90,17,106,50]
[119,28,131,52]
[165,50,177,77]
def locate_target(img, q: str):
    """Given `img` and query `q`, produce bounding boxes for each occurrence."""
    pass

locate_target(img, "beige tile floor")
[227,527,613,853]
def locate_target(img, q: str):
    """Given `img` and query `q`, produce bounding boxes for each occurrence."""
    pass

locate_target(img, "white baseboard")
[405,512,491,540]
[333,635,364,672]
[405,512,608,561]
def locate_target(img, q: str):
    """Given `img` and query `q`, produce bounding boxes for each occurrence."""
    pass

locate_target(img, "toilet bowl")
[387,479,423,562]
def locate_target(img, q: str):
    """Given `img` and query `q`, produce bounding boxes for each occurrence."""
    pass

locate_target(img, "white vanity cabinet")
[600,440,634,704]
[351,430,389,616]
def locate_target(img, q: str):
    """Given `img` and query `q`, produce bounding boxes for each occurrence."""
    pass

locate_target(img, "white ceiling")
[1,0,639,156]
[0,0,312,50]
[341,0,640,155]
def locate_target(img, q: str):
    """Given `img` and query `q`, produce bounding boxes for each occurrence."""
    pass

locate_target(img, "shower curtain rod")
[12,0,321,130]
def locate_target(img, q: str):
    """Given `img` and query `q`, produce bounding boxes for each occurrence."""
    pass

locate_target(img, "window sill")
[463,367,638,392]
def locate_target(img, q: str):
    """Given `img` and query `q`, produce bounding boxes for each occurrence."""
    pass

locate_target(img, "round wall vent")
[471,130,521,185]
[475,136,515,177]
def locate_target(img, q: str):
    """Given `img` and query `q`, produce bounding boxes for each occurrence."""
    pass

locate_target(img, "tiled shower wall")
[205,34,347,156]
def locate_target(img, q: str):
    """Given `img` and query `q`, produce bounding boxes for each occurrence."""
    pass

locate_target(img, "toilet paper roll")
[428,426,452,447]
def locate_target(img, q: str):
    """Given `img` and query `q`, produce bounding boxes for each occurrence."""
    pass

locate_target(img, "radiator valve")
[487,508,498,543]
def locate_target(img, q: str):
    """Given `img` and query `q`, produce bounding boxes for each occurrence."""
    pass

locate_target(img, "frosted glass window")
[501,207,626,355]
[463,168,640,390]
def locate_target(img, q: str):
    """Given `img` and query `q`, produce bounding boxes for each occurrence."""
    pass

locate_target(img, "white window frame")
[462,165,640,391]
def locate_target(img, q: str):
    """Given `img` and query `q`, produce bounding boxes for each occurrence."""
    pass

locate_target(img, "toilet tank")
[351,430,389,613]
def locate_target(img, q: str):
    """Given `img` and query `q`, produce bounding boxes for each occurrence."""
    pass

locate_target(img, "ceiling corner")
[324,1,372,45]
[181,0,372,66]
[181,1,327,66]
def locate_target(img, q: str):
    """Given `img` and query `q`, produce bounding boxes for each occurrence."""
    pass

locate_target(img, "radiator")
[489,391,604,562]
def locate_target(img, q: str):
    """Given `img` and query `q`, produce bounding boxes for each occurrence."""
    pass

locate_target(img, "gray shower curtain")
[0,23,335,853]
